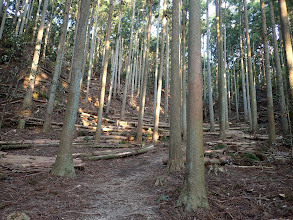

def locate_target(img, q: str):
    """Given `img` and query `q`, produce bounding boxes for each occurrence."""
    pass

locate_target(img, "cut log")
[0,154,84,169]
[84,145,155,160]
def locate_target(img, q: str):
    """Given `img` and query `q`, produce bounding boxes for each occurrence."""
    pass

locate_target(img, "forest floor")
[0,59,293,219]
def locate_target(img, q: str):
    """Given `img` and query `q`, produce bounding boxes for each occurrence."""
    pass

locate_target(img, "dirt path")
[83,149,166,220]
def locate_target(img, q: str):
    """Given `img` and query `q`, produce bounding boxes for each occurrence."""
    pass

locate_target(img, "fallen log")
[162,157,226,166]
[0,153,84,169]
[84,145,155,160]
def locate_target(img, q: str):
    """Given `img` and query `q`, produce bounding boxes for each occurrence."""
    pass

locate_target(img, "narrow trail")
[83,149,167,220]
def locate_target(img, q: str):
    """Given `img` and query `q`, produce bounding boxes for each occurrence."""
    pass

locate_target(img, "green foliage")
[160,135,168,142]
[213,144,226,150]
[157,193,169,203]
[243,152,260,161]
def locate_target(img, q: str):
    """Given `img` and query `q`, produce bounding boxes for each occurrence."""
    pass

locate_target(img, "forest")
[0,0,293,219]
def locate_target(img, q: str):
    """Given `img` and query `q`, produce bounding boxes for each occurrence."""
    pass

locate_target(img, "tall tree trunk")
[19,0,29,35]
[42,0,54,60]
[153,0,167,143]
[278,0,293,162]
[136,0,152,143]
[43,0,71,132]
[117,38,123,95]
[130,33,139,106]
[233,57,239,120]
[68,0,81,82]
[94,0,114,144]
[239,12,248,122]
[113,5,122,100]
[181,0,187,141]
[153,0,161,118]
[121,0,136,120]
[261,0,276,145]
[216,0,226,139]
[168,0,184,171]
[50,0,90,178]
[86,0,101,101]
[164,22,170,122]
[18,0,49,129]
[243,0,258,131]
[223,25,229,129]
[15,0,26,36]
[269,0,288,136]
[0,0,9,39]
[177,0,209,210]
[206,0,215,131]
[32,0,42,38]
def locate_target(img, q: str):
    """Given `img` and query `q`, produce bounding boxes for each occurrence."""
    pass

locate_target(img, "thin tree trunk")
[168,0,184,171]
[32,0,42,37]
[216,0,226,139]
[50,0,90,178]
[244,0,258,131]
[117,38,123,95]
[233,57,239,120]
[177,0,209,210]
[0,0,9,39]
[136,0,152,143]
[260,0,276,145]
[113,6,122,99]
[42,0,54,60]
[121,0,136,120]
[86,0,101,101]
[19,0,29,35]
[130,33,139,106]
[223,26,229,129]
[15,0,25,36]
[181,0,187,141]
[206,0,215,131]
[164,22,170,122]
[43,0,71,132]
[239,12,248,121]
[153,0,167,143]
[269,0,289,137]
[153,1,161,118]
[94,0,114,144]
[18,0,49,129]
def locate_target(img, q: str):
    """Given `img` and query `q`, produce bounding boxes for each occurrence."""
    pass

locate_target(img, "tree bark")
[278,0,293,163]
[244,0,258,131]
[206,0,215,131]
[136,0,152,143]
[164,23,170,122]
[120,0,136,120]
[181,0,187,140]
[260,0,276,145]
[216,0,226,139]
[43,0,71,132]
[86,0,101,102]
[18,0,49,129]
[239,11,248,122]
[269,0,288,137]
[94,0,114,144]
[50,0,90,178]
[0,0,9,39]
[153,0,167,143]
[153,1,161,118]
[177,0,209,210]
[168,0,184,171]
